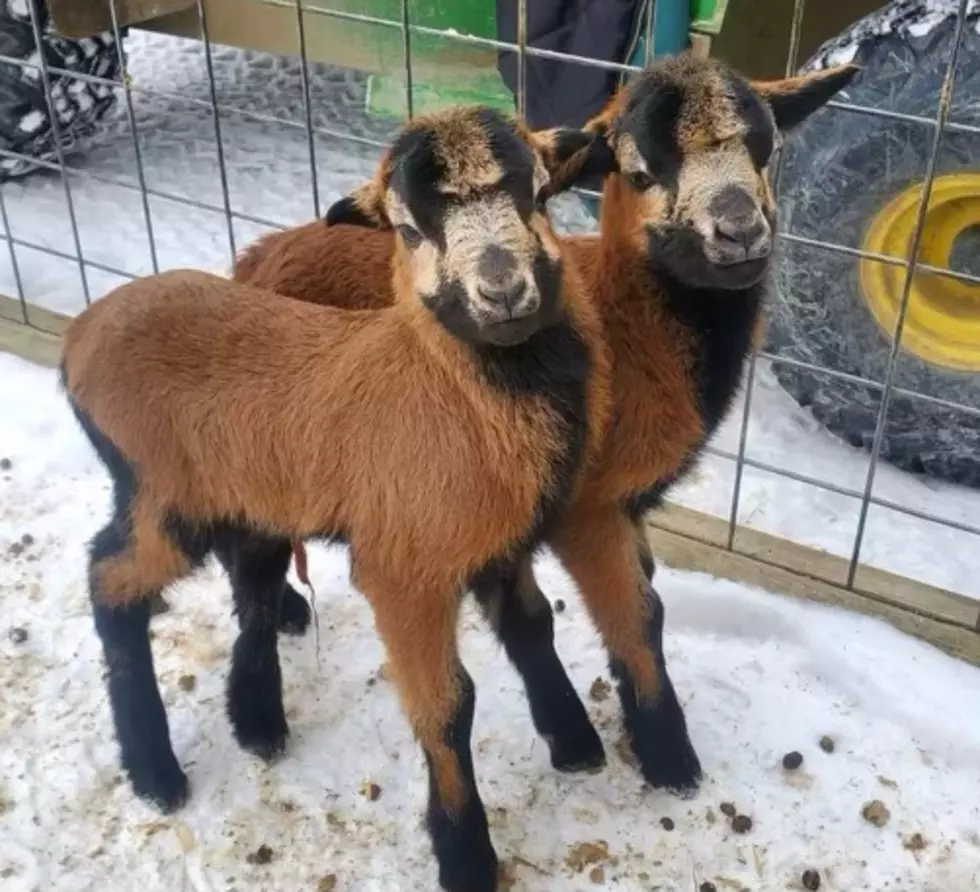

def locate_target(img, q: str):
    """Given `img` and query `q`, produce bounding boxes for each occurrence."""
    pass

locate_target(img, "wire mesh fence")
[1,0,979,611]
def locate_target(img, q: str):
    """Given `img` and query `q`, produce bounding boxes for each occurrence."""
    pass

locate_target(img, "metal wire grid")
[0,0,978,591]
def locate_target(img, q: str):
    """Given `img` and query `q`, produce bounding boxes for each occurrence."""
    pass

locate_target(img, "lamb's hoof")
[230,698,289,762]
[130,761,190,813]
[237,727,289,763]
[430,803,499,892]
[548,727,606,775]
[278,584,312,636]
[228,673,290,762]
[636,729,703,798]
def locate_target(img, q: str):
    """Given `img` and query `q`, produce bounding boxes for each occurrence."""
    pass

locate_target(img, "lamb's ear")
[325,180,390,229]
[532,128,618,201]
[753,64,860,132]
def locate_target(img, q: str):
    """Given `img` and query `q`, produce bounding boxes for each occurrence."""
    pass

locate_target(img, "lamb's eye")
[627,171,654,192]
[397,225,423,248]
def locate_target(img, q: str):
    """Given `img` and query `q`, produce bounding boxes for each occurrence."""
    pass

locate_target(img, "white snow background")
[2,352,980,892]
[2,27,980,892]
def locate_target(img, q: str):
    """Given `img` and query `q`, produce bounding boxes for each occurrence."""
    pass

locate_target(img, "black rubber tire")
[769,0,980,488]
[0,0,123,181]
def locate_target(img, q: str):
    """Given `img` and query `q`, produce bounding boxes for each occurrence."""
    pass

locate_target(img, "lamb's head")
[589,53,858,290]
[326,105,611,345]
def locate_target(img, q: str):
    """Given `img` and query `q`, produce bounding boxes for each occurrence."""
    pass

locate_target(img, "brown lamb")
[61,106,615,892]
[233,53,859,836]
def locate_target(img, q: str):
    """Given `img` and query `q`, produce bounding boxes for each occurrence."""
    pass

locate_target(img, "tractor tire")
[0,0,123,181]
[769,0,980,488]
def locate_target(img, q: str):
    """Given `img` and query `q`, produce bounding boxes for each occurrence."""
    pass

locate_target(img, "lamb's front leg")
[550,505,701,795]
[358,564,498,892]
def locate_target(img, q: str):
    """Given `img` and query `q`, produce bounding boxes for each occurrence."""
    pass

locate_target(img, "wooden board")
[144,0,498,84]
[646,523,980,668]
[0,311,63,368]
[0,295,71,336]
[649,503,980,631]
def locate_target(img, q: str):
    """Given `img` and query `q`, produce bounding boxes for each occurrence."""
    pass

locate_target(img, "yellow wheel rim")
[859,172,980,372]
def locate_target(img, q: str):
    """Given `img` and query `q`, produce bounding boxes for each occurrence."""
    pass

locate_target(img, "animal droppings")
[589,677,611,702]
[819,735,836,753]
[8,627,28,645]
[862,800,890,827]
[802,868,821,890]
[553,598,566,614]
[660,817,675,831]
[588,866,605,884]
[782,751,803,770]
[720,802,737,818]
[731,814,753,834]
[317,875,337,891]
[699,883,717,892]
[565,841,610,873]
[362,781,382,802]
[178,674,196,692]
[246,844,275,865]
[0,458,11,471]
[903,832,927,853]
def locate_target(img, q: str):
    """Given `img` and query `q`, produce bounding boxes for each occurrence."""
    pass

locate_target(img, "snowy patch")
[1,354,979,891]
[16,110,44,134]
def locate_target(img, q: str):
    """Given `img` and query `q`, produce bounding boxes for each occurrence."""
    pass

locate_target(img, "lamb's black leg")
[278,582,312,635]
[424,670,497,892]
[89,522,188,812]
[213,539,311,636]
[469,557,605,773]
[219,531,292,760]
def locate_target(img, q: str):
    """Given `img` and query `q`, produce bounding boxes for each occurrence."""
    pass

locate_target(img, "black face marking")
[728,74,776,170]
[423,249,563,346]
[502,170,536,221]
[646,225,770,292]
[474,108,534,200]
[388,127,449,244]
[620,71,684,195]
[387,108,541,246]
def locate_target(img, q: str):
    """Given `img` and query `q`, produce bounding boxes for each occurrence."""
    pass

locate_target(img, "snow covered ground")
[1,30,978,600]
[2,352,980,892]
